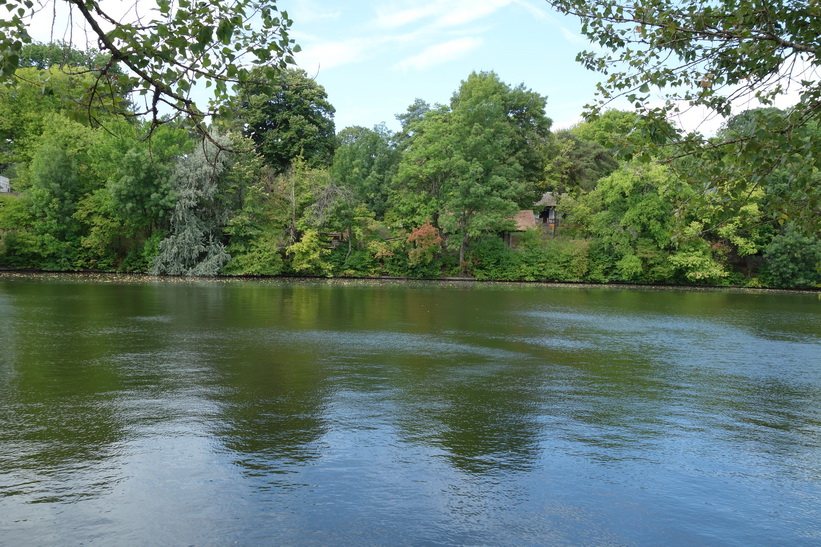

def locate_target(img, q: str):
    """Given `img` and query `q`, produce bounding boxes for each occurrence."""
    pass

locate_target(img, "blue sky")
[278,0,810,136]
[278,0,603,132]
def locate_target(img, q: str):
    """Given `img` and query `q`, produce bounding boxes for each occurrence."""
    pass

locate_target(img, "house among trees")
[535,192,559,235]
[503,192,561,246]
[502,209,539,247]
[0,176,10,194]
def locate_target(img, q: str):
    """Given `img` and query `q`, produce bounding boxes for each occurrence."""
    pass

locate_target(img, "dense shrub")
[759,226,821,288]
[471,232,591,282]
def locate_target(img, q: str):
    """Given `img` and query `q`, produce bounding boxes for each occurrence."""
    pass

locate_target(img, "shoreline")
[1,269,818,295]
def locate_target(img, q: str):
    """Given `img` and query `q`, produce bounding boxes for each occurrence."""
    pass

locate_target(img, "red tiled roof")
[512,210,537,231]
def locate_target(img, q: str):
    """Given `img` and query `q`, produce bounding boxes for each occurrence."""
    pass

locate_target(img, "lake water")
[1,275,819,545]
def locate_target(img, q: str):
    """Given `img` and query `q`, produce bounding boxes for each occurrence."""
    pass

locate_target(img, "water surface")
[1,276,819,545]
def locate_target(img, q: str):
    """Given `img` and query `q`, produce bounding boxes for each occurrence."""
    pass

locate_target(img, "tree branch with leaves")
[549,0,820,241]
[549,0,819,126]
[2,0,299,140]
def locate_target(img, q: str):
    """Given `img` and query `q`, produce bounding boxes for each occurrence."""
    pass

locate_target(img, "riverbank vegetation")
[0,34,818,287]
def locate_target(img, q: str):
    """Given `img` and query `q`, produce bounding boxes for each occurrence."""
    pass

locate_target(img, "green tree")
[72,187,121,271]
[394,72,552,269]
[108,124,192,236]
[230,67,336,173]
[219,137,287,276]
[286,229,332,275]
[563,161,686,283]
[151,134,235,276]
[25,141,85,268]
[672,107,820,286]
[542,129,618,193]
[223,175,286,276]
[12,114,107,270]
[570,109,640,149]
[0,65,125,170]
[0,192,37,268]
[549,0,820,212]
[550,0,819,127]
[394,98,431,147]
[331,124,400,219]
[20,41,97,69]
[278,159,334,246]
[225,157,339,276]
[391,105,451,230]
[714,108,820,240]
[759,224,821,288]
[653,107,819,287]
[2,0,297,136]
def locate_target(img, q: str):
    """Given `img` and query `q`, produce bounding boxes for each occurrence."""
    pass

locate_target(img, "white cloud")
[373,3,442,29]
[510,0,554,21]
[394,37,484,71]
[560,26,588,46]
[553,115,583,130]
[667,103,727,136]
[295,38,380,71]
[25,0,147,45]
[662,57,816,135]
[436,0,514,27]
[374,0,514,31]
[294,0,561,74]
[286,0,342,23]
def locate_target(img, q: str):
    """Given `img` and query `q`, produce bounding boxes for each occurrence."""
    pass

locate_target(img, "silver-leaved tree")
[151,133,232,276]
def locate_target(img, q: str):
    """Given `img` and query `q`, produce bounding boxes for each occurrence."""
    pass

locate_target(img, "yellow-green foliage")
[286,230,332,276]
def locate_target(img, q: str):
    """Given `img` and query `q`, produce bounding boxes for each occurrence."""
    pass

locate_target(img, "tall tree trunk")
[459,230,469,274]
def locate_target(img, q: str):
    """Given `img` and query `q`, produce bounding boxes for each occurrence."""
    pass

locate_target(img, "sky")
[279,0,813,136]
[277,0,601,132]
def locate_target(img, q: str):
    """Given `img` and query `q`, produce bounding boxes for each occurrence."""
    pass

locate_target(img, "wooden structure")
[501,192,562,246]
[502,209,539,247]
[535,192,559,235]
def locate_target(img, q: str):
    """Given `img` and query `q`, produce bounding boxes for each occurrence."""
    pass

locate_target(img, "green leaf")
[197,26,213,45]
[216,19,234,45]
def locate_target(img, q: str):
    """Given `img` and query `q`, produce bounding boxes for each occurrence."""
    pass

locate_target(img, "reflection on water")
[1,277,819,545]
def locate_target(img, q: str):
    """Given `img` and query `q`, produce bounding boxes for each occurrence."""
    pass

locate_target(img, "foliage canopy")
[1,0,298,137]
[548,0,820,252]
[230,68,336,173]
[548,0,820,127]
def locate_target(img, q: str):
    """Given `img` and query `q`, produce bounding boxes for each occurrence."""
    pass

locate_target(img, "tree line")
[0,42,817,288]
